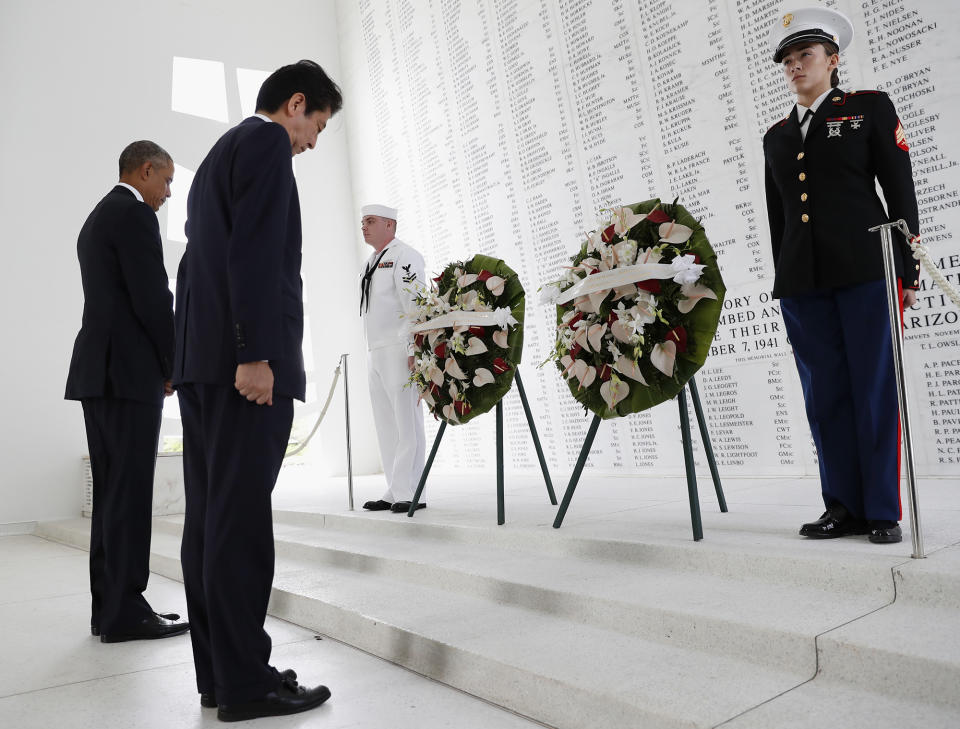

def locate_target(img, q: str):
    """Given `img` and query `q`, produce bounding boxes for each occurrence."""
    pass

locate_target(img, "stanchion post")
[341,353,354,511]
[870,221,924,558]
[496,401,505,525]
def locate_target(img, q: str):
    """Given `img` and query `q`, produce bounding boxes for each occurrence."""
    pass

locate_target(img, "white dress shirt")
[797,88,833,141]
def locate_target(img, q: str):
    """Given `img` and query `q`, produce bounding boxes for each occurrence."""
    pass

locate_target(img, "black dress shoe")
[217,678,330,722]
[100,613,190,643]
[363,499,393,511]
[869,522,903,544]
[799,507,868,538]
[391,501,426,513]
[202,669,298,707]
[93,611,178,637]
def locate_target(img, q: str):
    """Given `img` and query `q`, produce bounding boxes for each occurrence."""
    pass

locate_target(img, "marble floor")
[0,534,543,729]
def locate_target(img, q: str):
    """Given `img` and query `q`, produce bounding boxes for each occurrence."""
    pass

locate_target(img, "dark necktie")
[799,108,813,136]
[360,248,389,315]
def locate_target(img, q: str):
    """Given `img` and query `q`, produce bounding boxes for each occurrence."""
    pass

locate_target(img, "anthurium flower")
[588,322,607,352]
[468,325,485,336]
[587,289,610,312]
[598,363,612,381]
[659,221,694,244]
[670,254,705,285]
[677,282,717,313]
[434,342,447,359]
[492,357,512,374]
[572,359,596,390]
[472,368,495,387]
[566,311,584,328]
[445,356,468,380]
[651,340,677,376]
[465,337,488,356]
[428,328,444,346]
[559,354,575,379]
[600,376,629,409]
[414,333,425,348]
[574,295,597,313]
[485,275,506,297]
[454,399,471,417]
[477,269,493,282]
[635,280,661,294]
[611,319,635,344]
[427,363,444,386]
[613,355,647,384]
[492,329,509,348]
[442,403,459,423]
[646,208,671,224]
[458,272,478,288]
[460,290,479,310]
[601,224,617,243]
[667,326,688,353]
[636,247,663,265]
[573,326,591,352]
[420,389,435,407]
[611,206,646,235]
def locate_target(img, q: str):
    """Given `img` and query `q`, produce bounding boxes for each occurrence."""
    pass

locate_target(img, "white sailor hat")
[361,203,398,220]
[770,7,853,63]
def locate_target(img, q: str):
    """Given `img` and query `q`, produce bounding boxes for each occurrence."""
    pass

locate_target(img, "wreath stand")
[407,368,558,524]
[551,375,727,540]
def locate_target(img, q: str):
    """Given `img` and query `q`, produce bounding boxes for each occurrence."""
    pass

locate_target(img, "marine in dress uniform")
[65,141,189,642]
[358,204,427,513]
[763,8,920,544]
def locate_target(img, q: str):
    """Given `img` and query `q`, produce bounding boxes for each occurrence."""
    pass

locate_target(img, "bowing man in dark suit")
[65,141,189,641]
[763,8,920,545]
[174,60,342,722]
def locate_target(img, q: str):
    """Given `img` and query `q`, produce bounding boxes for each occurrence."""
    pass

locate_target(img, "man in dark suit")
[763,8,920,545]
[174,60,341,722]
[66,141,189,642]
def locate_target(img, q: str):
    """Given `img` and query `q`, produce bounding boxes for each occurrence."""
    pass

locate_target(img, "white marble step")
[35,516,960,728]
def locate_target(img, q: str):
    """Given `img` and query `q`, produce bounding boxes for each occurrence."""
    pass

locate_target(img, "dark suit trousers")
[177,382,292,704]
[82,397,161,633]
[780,279,902,522]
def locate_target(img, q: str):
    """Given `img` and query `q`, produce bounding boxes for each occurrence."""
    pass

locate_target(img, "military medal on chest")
[825,114,864,138]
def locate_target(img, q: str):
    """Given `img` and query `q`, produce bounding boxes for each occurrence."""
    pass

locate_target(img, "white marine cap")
[361,203,398,220]
[770,7,853,63]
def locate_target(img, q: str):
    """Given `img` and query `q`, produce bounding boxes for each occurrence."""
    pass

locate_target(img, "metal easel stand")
[552,375,726,541]
[407,368,557,524]
[869,220,931,559]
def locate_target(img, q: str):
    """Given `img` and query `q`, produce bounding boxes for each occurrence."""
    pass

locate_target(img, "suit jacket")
[763,88,920,298]
[65,186,174,405]
[173,117,306,401]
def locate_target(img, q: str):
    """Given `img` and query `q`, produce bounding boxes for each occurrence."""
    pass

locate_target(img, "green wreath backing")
[544,198,726,419]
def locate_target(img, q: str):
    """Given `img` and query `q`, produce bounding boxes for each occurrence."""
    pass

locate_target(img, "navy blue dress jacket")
[764,89,920,298]
[173,118,306,401]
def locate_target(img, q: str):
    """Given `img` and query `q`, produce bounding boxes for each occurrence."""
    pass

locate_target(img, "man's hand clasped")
[235,361,274,406]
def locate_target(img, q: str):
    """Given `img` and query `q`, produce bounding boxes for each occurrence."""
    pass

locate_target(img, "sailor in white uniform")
[359,204,427,512]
